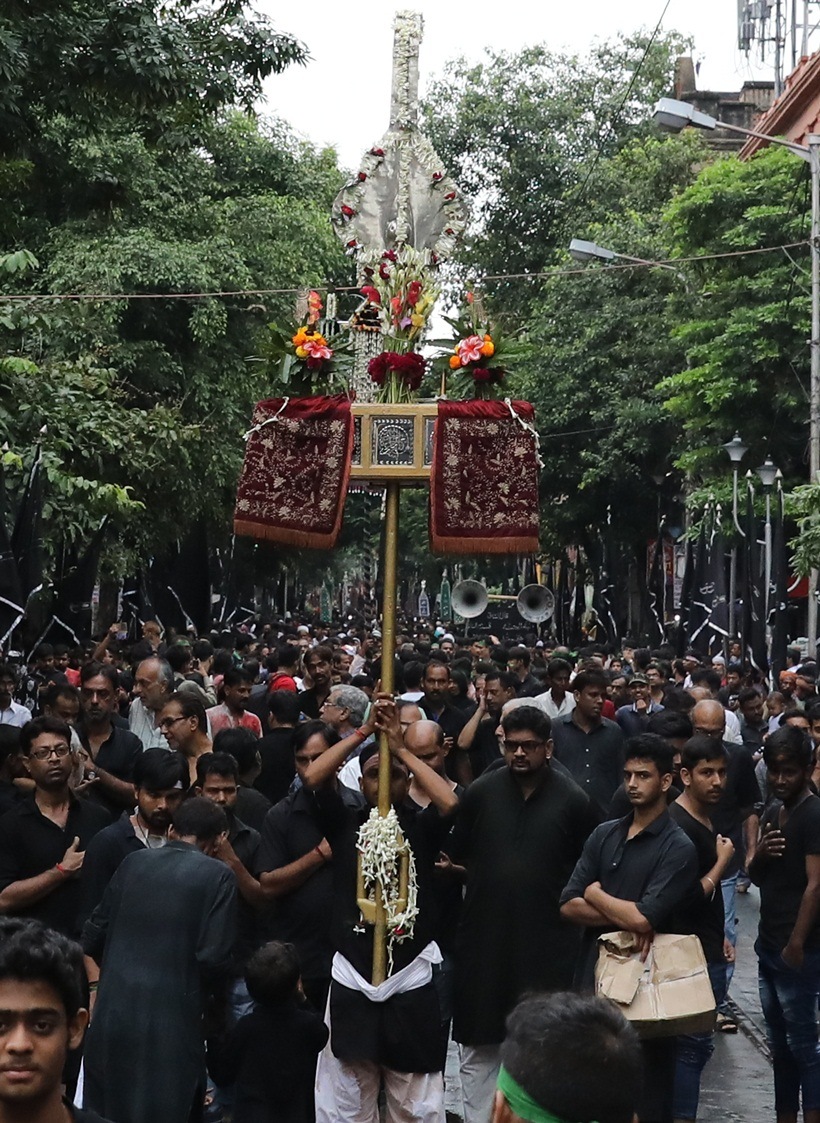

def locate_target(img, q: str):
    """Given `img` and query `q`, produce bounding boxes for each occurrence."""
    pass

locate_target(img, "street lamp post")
[757,456,778,624]
[723,433,748,643]
[653,99,820,649]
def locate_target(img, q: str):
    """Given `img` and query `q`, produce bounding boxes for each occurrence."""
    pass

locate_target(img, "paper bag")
[595,931,716,1038]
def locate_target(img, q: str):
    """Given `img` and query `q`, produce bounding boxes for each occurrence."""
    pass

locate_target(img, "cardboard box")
[595,931,717,1038]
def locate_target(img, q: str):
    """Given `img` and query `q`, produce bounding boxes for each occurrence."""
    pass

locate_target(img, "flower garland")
[356,806,419,976]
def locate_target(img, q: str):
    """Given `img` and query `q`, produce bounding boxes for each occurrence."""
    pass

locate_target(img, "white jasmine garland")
[356,805,419,976]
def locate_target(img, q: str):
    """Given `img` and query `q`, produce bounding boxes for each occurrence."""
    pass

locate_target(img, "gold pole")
[372,480,400,985]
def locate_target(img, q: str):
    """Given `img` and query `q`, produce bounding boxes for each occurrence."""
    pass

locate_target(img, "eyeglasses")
[693,726,724,740]
[503,739,545,753]
[158,716,187,731]
[322,699,342,709]
[29,744,71,761]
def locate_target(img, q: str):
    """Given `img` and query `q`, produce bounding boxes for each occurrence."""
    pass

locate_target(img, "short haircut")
[737,687,761,709]
[573,669,608,694]
[647,709,693,742]
[139,658,175,693]
[165,691,207,732]
[268,690,302,725]
[690,668,722,694]
[0,663,17,683]
[172,795,227,841]
[402,661,425,689]
[192,639,214,662]
[0,917,87,1019]
[485,669,519,692]
[80,661,119,689]
[806,701,820,724]
[292,720,339,754]
[500,991,642,1123]
[244,940,301,1005]
[799,663,818,681]
[450,668,470,696]
[196,751,239,786]
[624,733,674,776]
[19,716,72,755]
[34,643,54,660]
[548,658,572,678]
[423,661,451,681]
[0,724,22,766]
[212,727,259,773]
[328,685,369,727]
[764,724,813,770]
[165,643,193,674]
[133,747,189,791]
[501,705,552,741]
[44,683,80,711]
[274,644,300,671]
[304,644,333,668]
[223,666,252,689]
[681,734,728,772]
[508,646,531,667]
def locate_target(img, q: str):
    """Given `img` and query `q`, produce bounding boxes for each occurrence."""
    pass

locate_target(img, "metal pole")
[372,480,399,985]
[764,490,773,630]
[729,465,739,642]
[808,135,820,652]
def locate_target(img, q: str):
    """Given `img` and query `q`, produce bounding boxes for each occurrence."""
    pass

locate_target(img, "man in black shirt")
[303,694,458,1123]
[456,670,515,779]
[299,646,334,719]
[420,661,468,747]
[750,725,820,1123]
[258,721,364,1015]
[561,734,698,1123]
[77,663,142,818]
[0,726,26,815]
[0,717,110,938]
[255,689,300,804]
[552,669,625,819]
[506,647,541,699]
[668,735,735,1123]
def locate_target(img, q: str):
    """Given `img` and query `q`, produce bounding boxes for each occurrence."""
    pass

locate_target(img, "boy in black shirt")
[668,735,735,1122]
[207,941,327,1123]
[750,725,820,1123]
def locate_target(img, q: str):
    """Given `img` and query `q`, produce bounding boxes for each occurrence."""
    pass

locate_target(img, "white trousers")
[315,1043,444,1123]
[458,1043,501,1123]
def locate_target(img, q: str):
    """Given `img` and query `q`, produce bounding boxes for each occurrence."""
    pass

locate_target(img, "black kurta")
[82,841,237,1123]
[450,765,594,1045]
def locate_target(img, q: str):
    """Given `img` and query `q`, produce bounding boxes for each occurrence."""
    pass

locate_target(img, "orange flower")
[480,334,495,357]
[449,354,462,370]
[292,327,309,347]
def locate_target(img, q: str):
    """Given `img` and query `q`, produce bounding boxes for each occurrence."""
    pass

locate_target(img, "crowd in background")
[1,616,819,1123]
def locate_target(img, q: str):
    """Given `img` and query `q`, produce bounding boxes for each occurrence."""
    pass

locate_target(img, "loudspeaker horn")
[517,584,555,624]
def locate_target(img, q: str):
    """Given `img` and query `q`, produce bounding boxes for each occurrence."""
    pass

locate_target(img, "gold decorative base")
[350,402,436,482]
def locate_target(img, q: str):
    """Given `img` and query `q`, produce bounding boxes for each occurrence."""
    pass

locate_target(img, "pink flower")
[303,338,332,361]
[457,334,485,364]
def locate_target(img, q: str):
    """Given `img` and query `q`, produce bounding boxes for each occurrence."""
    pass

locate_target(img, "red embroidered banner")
[430,399,540,555]
[234,395,353,549]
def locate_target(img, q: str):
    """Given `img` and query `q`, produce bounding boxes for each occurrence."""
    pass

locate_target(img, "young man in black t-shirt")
[750,724,820,1123]
[668,735,735,1123]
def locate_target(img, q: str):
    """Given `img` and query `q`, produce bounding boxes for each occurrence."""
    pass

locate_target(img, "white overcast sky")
[257,0,778,170]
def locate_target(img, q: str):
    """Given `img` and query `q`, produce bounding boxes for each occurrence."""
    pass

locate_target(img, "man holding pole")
[303,694,458,1123]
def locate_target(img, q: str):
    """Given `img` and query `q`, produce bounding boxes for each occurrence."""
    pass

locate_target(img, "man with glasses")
[690,698,760,1032]
[0,717,110,937]
[449,705,594,1123]
[157,693,213,786]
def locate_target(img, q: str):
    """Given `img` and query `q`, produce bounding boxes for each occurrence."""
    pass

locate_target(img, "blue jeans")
[720,873,738,1001]
[757,940,820,1114]
[673,962,727,1120]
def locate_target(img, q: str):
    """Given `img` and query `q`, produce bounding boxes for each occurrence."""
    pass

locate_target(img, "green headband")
[496,1066,599,1123]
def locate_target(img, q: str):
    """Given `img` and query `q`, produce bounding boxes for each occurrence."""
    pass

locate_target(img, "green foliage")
[657,145,810,480]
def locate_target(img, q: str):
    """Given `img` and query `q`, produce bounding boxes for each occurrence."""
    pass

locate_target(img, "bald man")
[405,720,457,807]
[691,698,760,1030]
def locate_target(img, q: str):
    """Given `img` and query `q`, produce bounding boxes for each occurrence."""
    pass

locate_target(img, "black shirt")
[551,713,626,818]
[711,742,760,877]
[464,716,503,778]
[78,724,142,818]
[79,813,144,927]
[235,783,271,833]
[258,784,364,980]
[228,815,262,972]
[516,673,542,699]
[0,793,111,937]
[560,809,698,987]
[297,689,325,720]
[752,793,820,952]
[667,802,726,963]
[0,778,24,815]
[255,728,296,804]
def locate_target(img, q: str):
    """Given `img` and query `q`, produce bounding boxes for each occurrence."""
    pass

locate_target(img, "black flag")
[50,520,108,644]
[770,483,789,681]
[742,481,768,677]
[676,536,694,657]
[0,461,24,647]
[10,446,43,606]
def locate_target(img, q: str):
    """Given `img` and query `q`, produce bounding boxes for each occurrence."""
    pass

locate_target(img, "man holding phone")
[750,724,820,1123]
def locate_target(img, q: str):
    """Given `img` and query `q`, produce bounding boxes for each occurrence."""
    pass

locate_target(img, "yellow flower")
[411,313,425,328]
[292,327,309,346]
[295,346,308,359]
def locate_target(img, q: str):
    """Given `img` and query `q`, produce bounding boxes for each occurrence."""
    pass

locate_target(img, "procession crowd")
[0,618,819,1123]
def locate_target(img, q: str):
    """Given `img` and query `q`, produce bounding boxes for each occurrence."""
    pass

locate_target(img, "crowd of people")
[0,616,819,1123]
